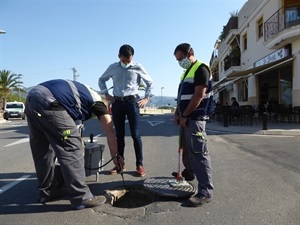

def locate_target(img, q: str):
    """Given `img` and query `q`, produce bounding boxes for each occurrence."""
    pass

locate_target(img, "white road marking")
[0,175,31,195]
[147,121,165,126]
[242,134,294,138]
[4,137,29,147]
[0,130,17,135]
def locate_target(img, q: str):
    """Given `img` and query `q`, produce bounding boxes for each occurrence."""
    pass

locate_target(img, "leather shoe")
[187,195,212,207]
[72,195,107,210]
[137,166,145,177]
[109,165,126,175]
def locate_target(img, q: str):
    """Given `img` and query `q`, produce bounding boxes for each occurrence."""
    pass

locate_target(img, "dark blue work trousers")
[25,91,94,208]
[111,98,143,168]
[180,118,214,198]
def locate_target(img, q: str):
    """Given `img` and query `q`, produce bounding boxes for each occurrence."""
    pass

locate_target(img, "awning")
[212,76,234,88]
[213,86,226,94]
[226,56,294,79]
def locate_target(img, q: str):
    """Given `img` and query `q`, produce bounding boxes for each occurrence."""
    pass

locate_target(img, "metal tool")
[168,128,191,188]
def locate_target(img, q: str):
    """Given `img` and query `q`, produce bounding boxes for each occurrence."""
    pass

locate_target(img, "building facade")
[211,0,300,109]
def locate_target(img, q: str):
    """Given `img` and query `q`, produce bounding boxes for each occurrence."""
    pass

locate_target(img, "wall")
[292,39,300,106]
[239,0,279,71]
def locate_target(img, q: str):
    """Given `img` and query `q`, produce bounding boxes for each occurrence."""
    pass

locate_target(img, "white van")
[3,101,26,120]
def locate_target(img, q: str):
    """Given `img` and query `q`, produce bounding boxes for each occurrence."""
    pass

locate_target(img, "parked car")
[3,101,26,120]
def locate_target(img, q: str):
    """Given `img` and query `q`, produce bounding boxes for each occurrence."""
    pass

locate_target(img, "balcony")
[224,55,241,71]
[224,46,241,71]
[210,52,219,69]
[220,16,238,41]
[264,5,300,48]
[212,71,219,82]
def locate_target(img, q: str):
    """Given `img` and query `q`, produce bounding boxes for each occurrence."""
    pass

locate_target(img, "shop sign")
[253,47,290,68]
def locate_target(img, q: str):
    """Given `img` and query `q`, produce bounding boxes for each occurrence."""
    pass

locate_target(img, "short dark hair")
[174,43,194,55]
[231,97,236,101]
[119,44,134,58]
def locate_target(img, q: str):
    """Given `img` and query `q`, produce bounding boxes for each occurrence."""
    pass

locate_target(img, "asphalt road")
[0,115,299,225]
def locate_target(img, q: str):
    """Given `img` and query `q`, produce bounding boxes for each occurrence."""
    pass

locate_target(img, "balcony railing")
[212,71,219,82]
[264,5,300,42]
[209,50,218,67]
[224,55,241,71]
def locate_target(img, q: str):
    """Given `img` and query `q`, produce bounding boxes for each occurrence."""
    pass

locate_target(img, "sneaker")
[109,165,126,175]
[187,195,212,207]
[72,195,107,210]
[171,170,195,181]
[137,166,145,177]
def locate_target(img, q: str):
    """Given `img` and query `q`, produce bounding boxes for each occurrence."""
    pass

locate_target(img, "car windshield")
[6,104,24,109]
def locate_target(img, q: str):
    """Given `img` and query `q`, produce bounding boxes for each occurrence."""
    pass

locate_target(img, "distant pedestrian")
[173,43,214,207]
[231,97,239,107]
[98,44,154,177]
[25,79,119,210]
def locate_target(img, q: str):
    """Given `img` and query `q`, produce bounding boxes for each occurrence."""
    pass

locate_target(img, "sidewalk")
[206,118,300,136]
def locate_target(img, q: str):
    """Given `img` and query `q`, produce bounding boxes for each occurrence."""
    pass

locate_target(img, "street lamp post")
[161,87,164,109]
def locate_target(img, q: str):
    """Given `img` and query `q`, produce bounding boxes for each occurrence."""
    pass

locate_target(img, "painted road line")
[147,121,165,126]
[0,130,17,135]
[0,175,31,195]
[4,137,29,147]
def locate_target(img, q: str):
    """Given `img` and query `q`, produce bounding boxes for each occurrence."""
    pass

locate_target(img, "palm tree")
[0,70,23,108]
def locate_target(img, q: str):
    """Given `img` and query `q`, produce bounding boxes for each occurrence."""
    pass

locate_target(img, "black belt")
[114,95,136,101]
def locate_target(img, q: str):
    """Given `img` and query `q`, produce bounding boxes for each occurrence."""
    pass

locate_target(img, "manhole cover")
[143,177,196,198]
[105,185,156,209]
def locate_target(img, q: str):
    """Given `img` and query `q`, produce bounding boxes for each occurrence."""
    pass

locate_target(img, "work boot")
[72,195,107,210]
[171,170,195,181]
[38,186,67,204]
[187,195,212,207]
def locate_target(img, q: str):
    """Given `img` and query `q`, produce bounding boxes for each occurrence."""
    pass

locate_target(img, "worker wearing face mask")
[173,43,214,207]
[98,44,154,177]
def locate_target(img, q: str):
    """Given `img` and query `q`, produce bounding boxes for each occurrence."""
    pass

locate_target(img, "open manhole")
[143,177,196,198]
[105,185,157,209]
[104,178,196,209]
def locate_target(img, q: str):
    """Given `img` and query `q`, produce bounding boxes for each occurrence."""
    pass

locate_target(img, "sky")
[0,0,247,98]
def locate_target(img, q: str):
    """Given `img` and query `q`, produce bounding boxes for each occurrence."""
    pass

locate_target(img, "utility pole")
[72,67,79,81]
[17,74,22,101]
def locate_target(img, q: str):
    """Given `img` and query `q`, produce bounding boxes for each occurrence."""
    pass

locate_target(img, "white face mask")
[120,61,131,69]
[178,57,192,69]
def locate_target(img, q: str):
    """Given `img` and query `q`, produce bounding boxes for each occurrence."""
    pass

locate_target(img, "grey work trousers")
[25,93,93,207]
[180,118,214,198]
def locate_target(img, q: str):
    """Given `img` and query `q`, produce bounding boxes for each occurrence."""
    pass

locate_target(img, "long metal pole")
[18,74,21,101]
[161,87,164,107]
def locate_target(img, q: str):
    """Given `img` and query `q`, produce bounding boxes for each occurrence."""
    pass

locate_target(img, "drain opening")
[105,185,156,209]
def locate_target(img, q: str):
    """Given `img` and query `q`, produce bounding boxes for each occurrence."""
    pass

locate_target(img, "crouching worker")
[25,79,122,210]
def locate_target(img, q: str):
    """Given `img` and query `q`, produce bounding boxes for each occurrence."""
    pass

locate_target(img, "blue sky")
[0,0,246,97]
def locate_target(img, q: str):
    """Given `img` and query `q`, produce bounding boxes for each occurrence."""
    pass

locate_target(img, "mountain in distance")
[23,87,176,108]
[147,96,177,108]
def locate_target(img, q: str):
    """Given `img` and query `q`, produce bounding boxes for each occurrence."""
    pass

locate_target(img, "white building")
[211,0,300,112]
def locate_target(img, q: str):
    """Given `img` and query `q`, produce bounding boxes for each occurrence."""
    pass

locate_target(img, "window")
[257,17,263,39]
[285,6,300,28]
[243,33,247,51]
